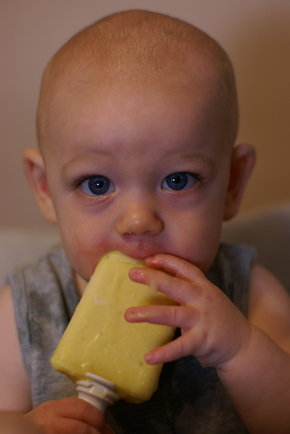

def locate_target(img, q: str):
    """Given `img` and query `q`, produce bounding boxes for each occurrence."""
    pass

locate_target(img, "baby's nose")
[116,201,163,236]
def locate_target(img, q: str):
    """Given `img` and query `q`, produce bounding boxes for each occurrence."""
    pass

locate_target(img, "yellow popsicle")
[51,251,177,403]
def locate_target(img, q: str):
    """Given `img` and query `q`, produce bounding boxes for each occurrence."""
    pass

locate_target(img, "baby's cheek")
[62,235,94,280]
[174,232,218,274]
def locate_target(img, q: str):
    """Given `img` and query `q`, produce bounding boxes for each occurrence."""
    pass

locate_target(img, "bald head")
[37,10,238,151]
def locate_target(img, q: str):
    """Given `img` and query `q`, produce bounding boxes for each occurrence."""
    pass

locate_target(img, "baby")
[1,10,290,434]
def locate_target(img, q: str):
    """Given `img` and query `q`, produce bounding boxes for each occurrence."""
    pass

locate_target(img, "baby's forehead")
[38,11,238,153]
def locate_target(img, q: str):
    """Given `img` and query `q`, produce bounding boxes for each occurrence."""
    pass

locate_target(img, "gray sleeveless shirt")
[9,243,254,434]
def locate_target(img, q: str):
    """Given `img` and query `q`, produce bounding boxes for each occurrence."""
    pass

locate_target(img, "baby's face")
[43,81,232,283]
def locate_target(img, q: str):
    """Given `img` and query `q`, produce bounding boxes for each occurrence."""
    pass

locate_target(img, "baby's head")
[24,10,255,286]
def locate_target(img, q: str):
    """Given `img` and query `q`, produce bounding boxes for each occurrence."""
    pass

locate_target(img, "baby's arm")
[218,265,290,434]
[0,285,113,434]
[0,285,32,411]
[125,254,290,434]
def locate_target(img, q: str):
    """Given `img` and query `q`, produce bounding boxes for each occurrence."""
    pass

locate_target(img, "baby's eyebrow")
[171,151,216,169]
[61,150,110,175]
[61,149,216,180]
[61,156,85,177]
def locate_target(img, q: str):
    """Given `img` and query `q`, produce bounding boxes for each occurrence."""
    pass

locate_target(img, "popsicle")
[51,251,177,407]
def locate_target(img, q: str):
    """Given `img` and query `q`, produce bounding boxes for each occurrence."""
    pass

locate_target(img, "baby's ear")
[23,148,57,224]
[223,143,256,221]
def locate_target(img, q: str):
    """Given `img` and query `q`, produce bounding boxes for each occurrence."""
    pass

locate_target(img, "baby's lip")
[118,238,160,261]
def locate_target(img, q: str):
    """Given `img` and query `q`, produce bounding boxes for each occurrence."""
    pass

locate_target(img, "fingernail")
[130,269,144,280]
[126,310,145,320]
[144,353,154,364]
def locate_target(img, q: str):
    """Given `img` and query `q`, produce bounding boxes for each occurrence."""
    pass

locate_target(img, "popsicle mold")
[51,251,177,404]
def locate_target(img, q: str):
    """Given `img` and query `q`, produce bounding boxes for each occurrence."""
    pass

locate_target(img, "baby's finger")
[125,304,197,329]
[129,267,197,304]
[60,398,105,428]
[146,253,205,283]
[144,332,197,364]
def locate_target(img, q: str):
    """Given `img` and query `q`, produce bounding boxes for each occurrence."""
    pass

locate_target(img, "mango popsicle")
[51,251,177,404]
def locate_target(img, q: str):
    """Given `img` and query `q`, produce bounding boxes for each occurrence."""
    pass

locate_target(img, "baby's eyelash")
[71,175,92,189]
[187,171,206,185]
[188,172,202,181]
[70,172,204,192]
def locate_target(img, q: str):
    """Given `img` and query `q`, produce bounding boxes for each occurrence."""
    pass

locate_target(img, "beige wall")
[1,0,290,229]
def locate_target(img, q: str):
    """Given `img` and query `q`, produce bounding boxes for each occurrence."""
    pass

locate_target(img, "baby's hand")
[25,397,114,434]
[125,254,252,369]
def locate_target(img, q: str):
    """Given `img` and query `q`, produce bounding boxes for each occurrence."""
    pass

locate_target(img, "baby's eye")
[80,175,115,196]
[162,172,197,191]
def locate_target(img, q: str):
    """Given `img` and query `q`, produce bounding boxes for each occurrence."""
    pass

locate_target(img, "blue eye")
[80,175,115,196]
[162,172,196,191]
